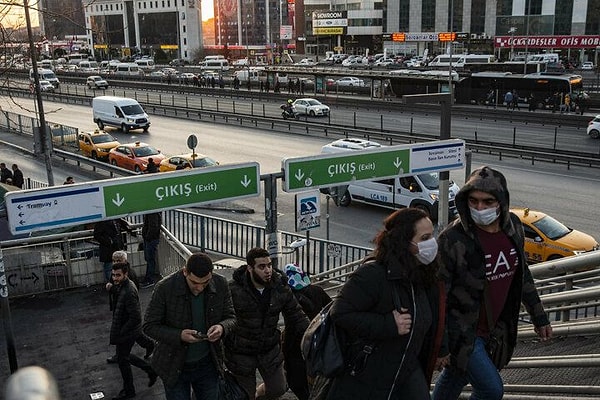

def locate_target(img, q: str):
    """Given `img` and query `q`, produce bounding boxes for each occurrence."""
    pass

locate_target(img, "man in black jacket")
[224,247,310,399]
[141,212,162,287]
[143,252,236,400]
[94,219,128,282]
[110,263,157,400]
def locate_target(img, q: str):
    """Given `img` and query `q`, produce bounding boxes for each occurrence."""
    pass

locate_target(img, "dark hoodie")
[437,166,550,371]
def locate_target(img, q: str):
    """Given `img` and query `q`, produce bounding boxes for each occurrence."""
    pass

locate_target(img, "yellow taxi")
[78,129,120,160]
[108,141,166,173]
[159,153,219,172]
[512,207,599,263]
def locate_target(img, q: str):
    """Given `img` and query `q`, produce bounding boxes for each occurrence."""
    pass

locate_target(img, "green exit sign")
[282,139,465,192]
[103,163,260,217]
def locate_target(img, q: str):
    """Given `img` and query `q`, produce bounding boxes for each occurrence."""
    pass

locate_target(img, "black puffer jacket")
[224,266,309,358]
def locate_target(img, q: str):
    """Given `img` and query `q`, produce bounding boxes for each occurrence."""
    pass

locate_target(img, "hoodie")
[437,166,550,371]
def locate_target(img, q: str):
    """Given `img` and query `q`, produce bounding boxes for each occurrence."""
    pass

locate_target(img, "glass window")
[496,0,512,16]
[471,0,486,34]
[422,0,435,31]
[554,1,573,35]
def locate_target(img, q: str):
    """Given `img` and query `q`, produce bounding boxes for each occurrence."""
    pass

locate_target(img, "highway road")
[1,96,599,250]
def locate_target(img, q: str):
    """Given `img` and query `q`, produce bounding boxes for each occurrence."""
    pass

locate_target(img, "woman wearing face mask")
[325,208,447,400]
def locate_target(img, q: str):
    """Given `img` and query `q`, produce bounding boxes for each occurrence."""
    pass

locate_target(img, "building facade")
[82,0,204,60]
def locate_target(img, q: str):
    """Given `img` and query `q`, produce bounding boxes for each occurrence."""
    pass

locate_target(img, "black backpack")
[301,301,345,378]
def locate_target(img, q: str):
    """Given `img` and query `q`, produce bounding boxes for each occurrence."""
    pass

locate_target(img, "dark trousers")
[116,338,153,394]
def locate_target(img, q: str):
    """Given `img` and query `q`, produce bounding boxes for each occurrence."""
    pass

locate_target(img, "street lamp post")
[524,0,531,74]
[508,27,517,61]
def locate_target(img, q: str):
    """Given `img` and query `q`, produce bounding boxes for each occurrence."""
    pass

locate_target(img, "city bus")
[454,72,583,108]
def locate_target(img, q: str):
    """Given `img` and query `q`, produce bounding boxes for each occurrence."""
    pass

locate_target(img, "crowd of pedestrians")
[84,165,553,400]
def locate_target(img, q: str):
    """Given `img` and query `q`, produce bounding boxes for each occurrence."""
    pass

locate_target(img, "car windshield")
[307,99,322,106]
[133,146,159,157]
[91,134,116,144]
[532,215,572,240]
[122,104,144,115]
[191,156,218,168]
[417,173,439,190]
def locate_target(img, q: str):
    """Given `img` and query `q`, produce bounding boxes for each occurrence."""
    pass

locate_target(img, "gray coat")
[143,270,236,387]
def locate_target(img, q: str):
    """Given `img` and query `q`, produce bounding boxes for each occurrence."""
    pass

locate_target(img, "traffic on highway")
[0,88,598,253]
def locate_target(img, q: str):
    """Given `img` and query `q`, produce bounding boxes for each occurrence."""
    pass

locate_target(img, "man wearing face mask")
[327,208,446,399]
[433,166,552,400]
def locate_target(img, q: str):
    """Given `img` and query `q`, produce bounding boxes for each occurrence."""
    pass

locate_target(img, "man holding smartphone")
[143,252,236,400]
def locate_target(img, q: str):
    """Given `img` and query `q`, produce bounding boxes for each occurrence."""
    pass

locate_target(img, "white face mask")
[470,206,499,226]
[412,238,438,265]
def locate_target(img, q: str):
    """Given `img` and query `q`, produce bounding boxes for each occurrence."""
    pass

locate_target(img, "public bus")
[428,54,495,67]
[454,72,583,108]
[66,53,91,65]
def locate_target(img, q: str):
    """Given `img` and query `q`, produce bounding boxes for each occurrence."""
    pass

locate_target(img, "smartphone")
[192,331,209,340]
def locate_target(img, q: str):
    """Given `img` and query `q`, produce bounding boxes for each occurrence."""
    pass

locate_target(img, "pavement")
[0,276,301,400]
[2,273,600,400]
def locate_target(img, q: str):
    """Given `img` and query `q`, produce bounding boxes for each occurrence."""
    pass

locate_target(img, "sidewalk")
[0,278,299,400]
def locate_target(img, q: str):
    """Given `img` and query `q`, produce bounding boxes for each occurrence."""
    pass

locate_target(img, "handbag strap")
[209,343,226,378]
[483,281,495,331]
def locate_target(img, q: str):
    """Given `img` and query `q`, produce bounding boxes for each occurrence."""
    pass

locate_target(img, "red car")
[108,141,166,173]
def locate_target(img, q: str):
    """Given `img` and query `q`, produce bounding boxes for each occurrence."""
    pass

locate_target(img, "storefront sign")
[495,35,600,49]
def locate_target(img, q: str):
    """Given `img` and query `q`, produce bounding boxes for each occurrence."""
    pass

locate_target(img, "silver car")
[292,98,330,117]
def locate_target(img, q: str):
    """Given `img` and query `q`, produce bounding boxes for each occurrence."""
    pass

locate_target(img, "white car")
[335,77,365,87]
[292,98,330,117]
[39,80,55,92]
[587,115,600,139]
[321,138,382,153]
[86,75,108,89]
[295,58,316,66]
[582,61,594,70]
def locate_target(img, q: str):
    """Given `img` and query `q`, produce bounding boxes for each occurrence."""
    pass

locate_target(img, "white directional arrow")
[112,193,125,207]
[241,175,252,188]
[394,158,403,169]
[294,169,305,181]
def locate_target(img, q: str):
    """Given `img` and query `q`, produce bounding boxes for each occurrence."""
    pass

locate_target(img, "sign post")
[5,163,261,235]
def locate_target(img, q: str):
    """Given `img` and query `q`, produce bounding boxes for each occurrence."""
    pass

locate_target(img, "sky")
[2,0,212,29]
[203,0,214,20]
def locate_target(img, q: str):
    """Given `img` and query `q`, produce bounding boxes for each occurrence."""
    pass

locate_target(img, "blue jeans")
[432,337,503,400]
[144,239,160,282]
[164,356,218,400]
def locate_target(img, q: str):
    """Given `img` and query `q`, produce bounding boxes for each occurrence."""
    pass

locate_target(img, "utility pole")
[24,0,55,186]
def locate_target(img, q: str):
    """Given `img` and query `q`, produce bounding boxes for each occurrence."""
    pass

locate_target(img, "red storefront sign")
[495,35,600,49]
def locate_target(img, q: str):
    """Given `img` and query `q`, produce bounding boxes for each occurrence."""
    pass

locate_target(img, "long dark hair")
[371,208,439,286]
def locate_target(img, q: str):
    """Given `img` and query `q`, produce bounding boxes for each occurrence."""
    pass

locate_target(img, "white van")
[38,59,54,70]
[234,67,265,82]
[29,68,60,88]
[200,59,230,71]
[321,138,460,221]
[92,96,150,133]
[114,63,141,76]
[134,58,155,72]
[78,60,99,72]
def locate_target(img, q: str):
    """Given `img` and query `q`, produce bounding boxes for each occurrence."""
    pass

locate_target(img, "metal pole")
[524,0,531,74]
[263,173,281,269]
[24,0,54,186]
[0,248,18,373]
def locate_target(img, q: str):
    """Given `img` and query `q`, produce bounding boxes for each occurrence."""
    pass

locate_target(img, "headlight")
[429,193,439,201]
[126,118,135,123]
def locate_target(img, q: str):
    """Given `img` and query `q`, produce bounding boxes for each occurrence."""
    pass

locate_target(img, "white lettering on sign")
[358,162,376,172]
[156,183,192,201]
[328,162,356,177]
[315,11,343,19]
[196,182,218,192]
